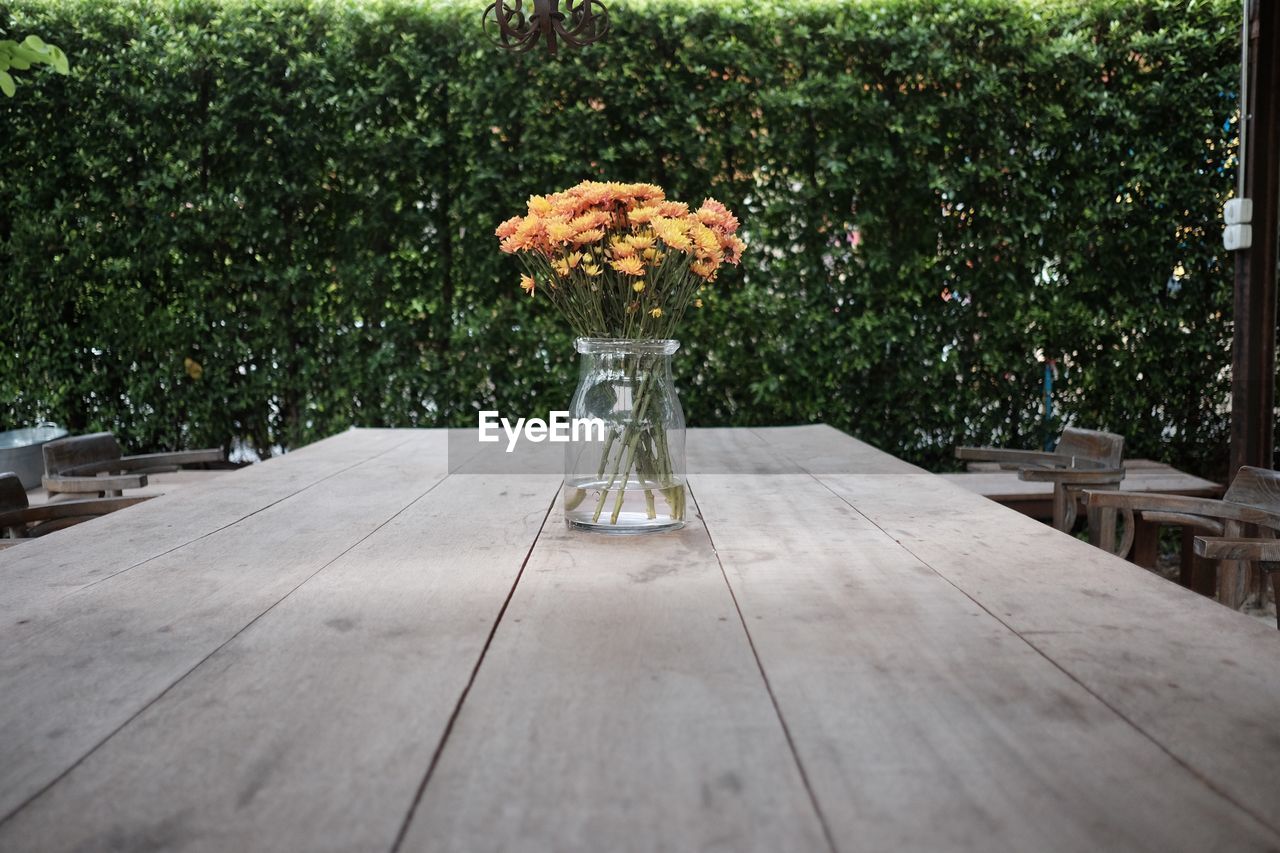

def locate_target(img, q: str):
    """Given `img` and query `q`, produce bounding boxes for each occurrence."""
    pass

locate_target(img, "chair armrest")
[955,447,1062,467]
[120,449,225,468]
[1082,491,1280,529]
[0,495,153,528]
[43,473,148,494]
[1019,467,1125,484]
[1193,536,1280,562]
[60,448,224,477]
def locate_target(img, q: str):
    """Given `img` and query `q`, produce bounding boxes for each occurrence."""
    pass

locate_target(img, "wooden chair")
[1086,466,1280,616]
[43,432,224,497]
[0,471,153,539]
[956,427,1126,534]
[1192,537,1280,629]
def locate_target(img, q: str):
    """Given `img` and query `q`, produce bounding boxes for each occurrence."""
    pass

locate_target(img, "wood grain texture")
[4,426,1280,853]
[0,430,449,822]
[747,425,923,475]
[398,498,830,853]
[0,428,412,620]
[786,465,1280,839]
[692,470,1278,851]
[0,473,559,852]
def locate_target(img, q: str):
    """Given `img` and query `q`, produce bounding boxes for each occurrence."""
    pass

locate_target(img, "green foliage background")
[0,0,1242,474]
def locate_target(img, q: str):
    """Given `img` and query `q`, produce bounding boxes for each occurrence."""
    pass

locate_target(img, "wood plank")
[0,428,412,619]
[807,470,1280,839]
[0,473,560,851]
[0,430,449,822]
[748,424,924,475]
[750,429,1280,834]
[688,434,1280,851]
[398,498,830,852]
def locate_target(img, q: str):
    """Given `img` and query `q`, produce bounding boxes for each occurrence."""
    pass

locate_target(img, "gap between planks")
[806,472,1280,841]
[750,427,1280,842]
[388,483,560,853]
[687,479,840,853]
[0,451,448,830]
[70,434,421,597]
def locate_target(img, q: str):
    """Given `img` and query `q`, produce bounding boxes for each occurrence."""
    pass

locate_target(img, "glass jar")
[563,338,686,533]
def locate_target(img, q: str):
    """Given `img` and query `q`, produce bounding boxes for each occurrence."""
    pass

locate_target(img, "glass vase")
[563,338,686,533]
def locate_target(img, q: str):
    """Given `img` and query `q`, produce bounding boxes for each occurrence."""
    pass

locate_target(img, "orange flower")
[609,237,637,259]
[520,274,536,296]
[690,260,718,279]
[570,211,609,232]
[628,206,661,225]
[571,228,605,246]
[723,235,745,265]
[610,255,645,276]
[495,216,523,239]
[528,195,554,216]
[546,218,576,245]
[696,199,740,234]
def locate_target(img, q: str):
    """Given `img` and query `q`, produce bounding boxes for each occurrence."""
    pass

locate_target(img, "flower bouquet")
[496,181,743,533]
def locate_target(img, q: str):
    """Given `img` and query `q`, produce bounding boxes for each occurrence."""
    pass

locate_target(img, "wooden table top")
[1,426,1277,852]
[941,460,1223,502]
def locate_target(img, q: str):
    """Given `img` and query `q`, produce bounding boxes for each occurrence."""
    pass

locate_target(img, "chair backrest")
[43,432,123,477]
[0,472,29,512]
[1054,427,1124,467]
[1223,466,1280,512]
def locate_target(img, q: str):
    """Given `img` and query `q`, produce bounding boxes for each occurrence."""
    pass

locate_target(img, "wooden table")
[941,459,1223,518]
[1,426,1278,852]
[942,461,1225,591]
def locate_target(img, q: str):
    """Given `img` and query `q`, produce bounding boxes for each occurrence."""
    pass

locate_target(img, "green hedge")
[0,0,1241,474]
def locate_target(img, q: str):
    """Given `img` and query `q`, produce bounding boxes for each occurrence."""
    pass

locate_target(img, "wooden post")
[1227,0,1280,607]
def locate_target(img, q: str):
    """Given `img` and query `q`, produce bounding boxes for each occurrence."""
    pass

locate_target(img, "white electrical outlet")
[1224,197,1253,225]
[1223,223,1253,251]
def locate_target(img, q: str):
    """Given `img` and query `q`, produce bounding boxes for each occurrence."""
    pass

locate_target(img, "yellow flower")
[690,259,718,279]
[571,228,605,246]
[609,236,637,258]
[632,280,646,293]
[629,233,655,251]
[566,251,583,269]
[651,217,693,252]
[649,307,663,319]
[694,298,703,308]
[528,195,553,216]
[519,274,536,296]
[546,219,576,245]
[551,258,571,277]
[691,222,722,258]
[610,255,645,276]
[628,205,661,225]
[582,261,603,277]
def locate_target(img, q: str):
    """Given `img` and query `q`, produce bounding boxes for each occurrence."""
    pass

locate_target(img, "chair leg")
[1053,483,1074,533]
[1268,568,1280,630]
[1130,518,1159,569]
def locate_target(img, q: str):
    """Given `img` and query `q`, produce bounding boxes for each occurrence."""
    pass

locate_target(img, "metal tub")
[0,424,69,490]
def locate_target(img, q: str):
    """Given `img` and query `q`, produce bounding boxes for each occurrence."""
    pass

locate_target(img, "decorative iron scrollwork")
[482,0,610,55]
